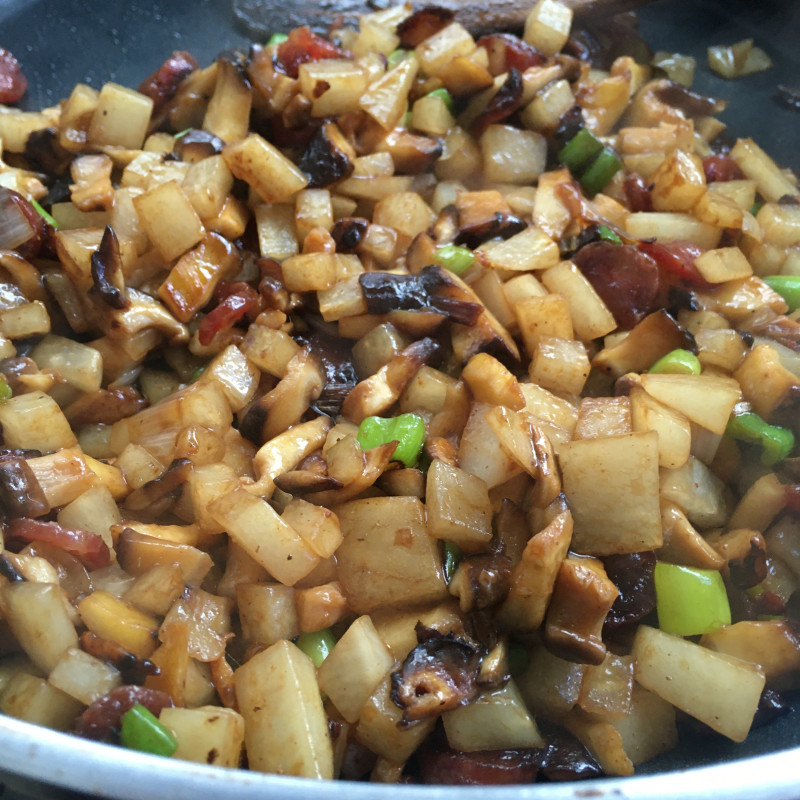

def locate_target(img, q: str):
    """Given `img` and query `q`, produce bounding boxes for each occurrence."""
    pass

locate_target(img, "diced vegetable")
[434,244,474,275]
[649,349,702,375]
[654,562,731,636]
[727,410,794,465]
[295,628,337,668]
[120,704,179,757]
[356,412,425,468]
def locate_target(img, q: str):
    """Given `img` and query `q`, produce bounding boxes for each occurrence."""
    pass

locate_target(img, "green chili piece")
[357,412,426,468]
[29,198,58,229]
[726,411,794,466]
[654,562,731,636]
[579,146,623,196]
[763,275,800,313]
[558,128,604,172]
[425,87,455,114]
[597,224,622,244]
[267,32,289,46]
[295,629,337,668]
[442,540,463,584]
[434,244,474,275]
[649,348,702,375]
[120,704,178,757]
[0,376,12,402]
[387,48,410,69]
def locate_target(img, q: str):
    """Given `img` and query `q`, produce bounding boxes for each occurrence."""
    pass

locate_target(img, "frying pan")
[0,0,798,797]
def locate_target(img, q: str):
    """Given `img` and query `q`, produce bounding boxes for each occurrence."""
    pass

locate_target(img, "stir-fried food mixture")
[0,0,800,785]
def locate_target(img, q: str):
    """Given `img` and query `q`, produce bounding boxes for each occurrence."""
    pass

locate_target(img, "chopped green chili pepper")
[507,640,529,677]
[357,412,426,468]
[120,704,178,757]
[597,224,622,244]
[434,244,474,275]
[267,32,289,46]
[295,628,337,668]
[425,87,455,114]
[558,128,604,172]
[649,348,702,375]
[654,562,731,636]
[0,376,12,403]
[29,198,58,229]
[387,48,410,69]
[442,540,463,584]
[726,411,794,466]
[579,146,623,196]
[763,275,800,312]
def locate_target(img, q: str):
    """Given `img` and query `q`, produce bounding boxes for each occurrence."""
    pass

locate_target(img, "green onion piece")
[507,640,529,677]
[0,376,11,402]
[29,198,58,229]
[173,128,192,139]
[750,200,763,216]
[425,87,455,114]
[597,224,622,244]
[191,365,206,382]
[726,411,795,466]
[267,32,289,46]
[649,348,702,375]
[387,48,409,69]
[579,146,623,196]
[654,562,731,636]
[120,704,178,757]
[434,244,474,275]
[402,110,413,128]
[763,275,800,312]
[558,128,604,173]
[442,540,463,584]
[295,629,337,668]
[357,412,426,468]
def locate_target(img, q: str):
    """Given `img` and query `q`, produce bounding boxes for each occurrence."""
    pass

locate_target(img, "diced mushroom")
[297,121,356,188]
[544,556,618,665]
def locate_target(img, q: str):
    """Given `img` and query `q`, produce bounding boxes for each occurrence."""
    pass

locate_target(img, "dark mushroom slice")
[391,625,485,726]
[415,746,541,785]
[454,213,527,249]
[0,453,49,518]
[544,555,618,665]
[25,127,72,175]
[448,553,512,613]
[123,457,193,516]
[91,225,129,310]
[64,386,148,428]
[297,120,356,188]
[172,128,226,163]
[472,68,524,137]
[331,217,369,253]
[601,551,657,640]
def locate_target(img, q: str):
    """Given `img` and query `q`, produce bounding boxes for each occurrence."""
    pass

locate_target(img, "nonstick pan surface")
[0,0,798,797]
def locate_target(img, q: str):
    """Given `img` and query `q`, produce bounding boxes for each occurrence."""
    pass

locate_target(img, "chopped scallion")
[387,48,410,69]
[29,198,57,229]
[654,562,731,636]
[434,244,474,275]
[425,87,455,114]
[295,629,336,668]
[120,704,178,757]
[649,348,702,375]
[442,540,462,584]
[597,224,622,244]
[726,410,794,466]
[558,128,604,172]
[579,146,623,196]
[357,413,426,468]
[0,376,12,402]
[267,32,289,46]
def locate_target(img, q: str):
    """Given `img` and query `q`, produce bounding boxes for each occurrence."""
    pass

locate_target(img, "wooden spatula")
[233,0,654,38]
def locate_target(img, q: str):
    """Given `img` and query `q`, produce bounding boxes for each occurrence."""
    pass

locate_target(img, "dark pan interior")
[0,0,798,796]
